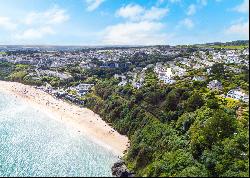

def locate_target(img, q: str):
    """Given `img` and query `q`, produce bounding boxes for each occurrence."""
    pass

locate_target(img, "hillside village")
[0,44,249,104]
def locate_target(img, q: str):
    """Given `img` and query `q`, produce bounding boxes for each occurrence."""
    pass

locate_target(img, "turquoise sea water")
[0,92,117,177]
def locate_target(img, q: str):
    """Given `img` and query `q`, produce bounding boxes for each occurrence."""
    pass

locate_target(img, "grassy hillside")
[208,45,249,50]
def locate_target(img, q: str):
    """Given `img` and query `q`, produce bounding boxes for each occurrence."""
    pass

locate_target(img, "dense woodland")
[0,45,249,177]
[84,68,249,177]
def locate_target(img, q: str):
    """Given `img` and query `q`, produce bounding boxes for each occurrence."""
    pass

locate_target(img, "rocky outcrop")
[111,160,135,177]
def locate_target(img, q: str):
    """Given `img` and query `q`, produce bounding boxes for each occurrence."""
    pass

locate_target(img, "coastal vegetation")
[0,61,13,79]
[83,67,249,177]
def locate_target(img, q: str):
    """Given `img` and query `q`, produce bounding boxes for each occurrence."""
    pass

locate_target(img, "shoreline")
[0,80,129,156]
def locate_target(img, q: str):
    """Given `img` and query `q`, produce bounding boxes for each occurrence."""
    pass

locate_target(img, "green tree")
[210,63,225,78]
[190,108,237,158]
[186,92,204,112]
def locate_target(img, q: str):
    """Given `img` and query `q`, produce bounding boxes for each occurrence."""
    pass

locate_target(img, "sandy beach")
[0,81,129,156]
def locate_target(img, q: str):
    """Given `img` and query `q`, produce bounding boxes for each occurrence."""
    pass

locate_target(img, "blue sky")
[0,0,249,45]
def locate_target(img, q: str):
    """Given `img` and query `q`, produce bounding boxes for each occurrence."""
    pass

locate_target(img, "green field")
[0,52,6,55]
[175,44,249,50]
[209,45,249,50]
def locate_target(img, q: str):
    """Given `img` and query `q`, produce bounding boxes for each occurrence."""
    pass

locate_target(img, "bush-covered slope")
[85,73,249,177]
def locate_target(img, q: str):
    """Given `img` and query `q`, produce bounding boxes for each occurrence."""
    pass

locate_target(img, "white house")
[118,80,128,86]
[226,88,249,103]
[193,76,206,82]
[207,80,223,91]
[133,82,143,89]
[243,48,249,55]
[69,83,94,96]
[155,66,176,84]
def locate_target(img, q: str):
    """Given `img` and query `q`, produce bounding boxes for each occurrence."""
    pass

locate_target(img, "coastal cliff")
[112,160,135,177]
[85,77,249,177]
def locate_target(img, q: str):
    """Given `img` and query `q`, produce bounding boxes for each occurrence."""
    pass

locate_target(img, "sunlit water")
[0,92,117,177]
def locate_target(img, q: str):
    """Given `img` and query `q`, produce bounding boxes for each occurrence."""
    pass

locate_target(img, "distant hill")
[205,40,249,46]
[0,40,249,51]
[190,40,249,50]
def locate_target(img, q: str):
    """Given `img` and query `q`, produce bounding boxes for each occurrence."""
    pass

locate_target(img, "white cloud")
[116,4,169,21]
[86,0,106,11]
[187,0,208,16]
[143,7,169,21]
[187,4,196,15]
[157,0,165,4]
[0,16,17,30]
[14,26,55,40]
[11,6,69,41]
[179,18,194,29]
[102,21,169,45]
[198,0,207,6]
[24,6,69,25]
[226,21,249,38]
[116,4,144,20]
[233,0,249,13]
[106,4,170,45]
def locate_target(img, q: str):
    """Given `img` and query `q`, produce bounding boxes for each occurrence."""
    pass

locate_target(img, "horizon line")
[0,40,249,48]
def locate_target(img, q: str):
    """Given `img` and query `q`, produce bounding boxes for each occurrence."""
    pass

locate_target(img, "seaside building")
[193,76,206,82]
[69,83,94,96]
[226,88,249,103]
[155,66,176,84]
[39,70,73,81]
[207,80,223,91]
